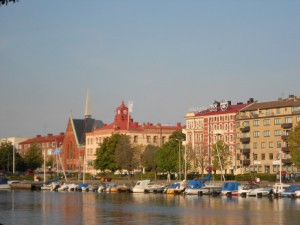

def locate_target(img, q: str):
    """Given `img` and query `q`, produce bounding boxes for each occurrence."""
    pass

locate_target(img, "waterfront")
[1,190,300,225]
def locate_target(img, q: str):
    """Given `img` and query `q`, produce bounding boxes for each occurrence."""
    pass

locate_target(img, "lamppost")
[175,139,182,181]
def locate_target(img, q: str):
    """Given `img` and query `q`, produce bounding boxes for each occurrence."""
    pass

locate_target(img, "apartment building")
[236,95,300,174]
[185,99,253,175]
[85,101,183,175]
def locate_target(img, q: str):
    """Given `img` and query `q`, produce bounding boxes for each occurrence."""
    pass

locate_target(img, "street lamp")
[175,139,182,181]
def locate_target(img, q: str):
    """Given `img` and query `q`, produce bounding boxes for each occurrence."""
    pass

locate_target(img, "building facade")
[185,99,254,175]
[236,95,300,174]
[18,133,65,171]
[85,101,183,175]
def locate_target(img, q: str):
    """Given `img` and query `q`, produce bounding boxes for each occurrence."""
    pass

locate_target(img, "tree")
[0,141,26,172]
[94,134,119,172]
[211,140,232,176]
[0,0,18,6]
[197,146,210,176]
[114,134,134,176]
[24,143,43,170]
[156,141,179,176]
[288,123,300,168]
[141,145,159,172]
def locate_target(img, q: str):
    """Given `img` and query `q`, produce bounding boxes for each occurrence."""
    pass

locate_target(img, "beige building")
[236,95,300,174]
[85,102,183,175]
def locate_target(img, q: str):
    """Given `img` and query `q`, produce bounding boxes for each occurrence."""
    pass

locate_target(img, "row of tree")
[1,124,299,176]
[0,142,44,173]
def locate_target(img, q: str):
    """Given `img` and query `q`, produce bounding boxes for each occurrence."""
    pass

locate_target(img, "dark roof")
[241,98,300,111]
[73,118,103,145]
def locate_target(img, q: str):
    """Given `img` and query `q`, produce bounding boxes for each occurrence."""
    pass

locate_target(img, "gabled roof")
[72,117,103,146]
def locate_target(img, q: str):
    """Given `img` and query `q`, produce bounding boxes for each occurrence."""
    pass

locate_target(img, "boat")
[291,190,300,198]
[0,178,11,189]
[105,183,118,192]
[272,183,290,197]
[165,180,187,194]
[132,180,151,193]
[247,186,272,197]
[184,179,206,195]
[198,184,222,196]
[221,181,240,197]
[238,183,260,197]
[278,184,300,198]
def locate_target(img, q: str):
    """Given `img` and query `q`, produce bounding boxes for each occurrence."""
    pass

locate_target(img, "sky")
[0,0,299,138]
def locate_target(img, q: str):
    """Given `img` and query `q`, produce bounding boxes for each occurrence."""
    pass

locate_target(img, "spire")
[84,90,92,119]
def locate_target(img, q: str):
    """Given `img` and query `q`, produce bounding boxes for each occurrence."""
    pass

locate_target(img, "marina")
[1,188,300,225]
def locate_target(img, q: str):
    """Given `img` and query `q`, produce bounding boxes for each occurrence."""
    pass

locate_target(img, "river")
[0,190,300,225]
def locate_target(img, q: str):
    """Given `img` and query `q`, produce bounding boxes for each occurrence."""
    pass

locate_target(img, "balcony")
[281,135,288,141]
[240,137,250,143]
[281,147,290,154]
[240,159,250,166]
[240,148,250,155]
[281,123,292,129]
[282,159,292,165]
[240,126,250,133]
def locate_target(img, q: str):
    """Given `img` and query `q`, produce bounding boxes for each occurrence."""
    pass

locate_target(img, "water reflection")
[1,190,300,225]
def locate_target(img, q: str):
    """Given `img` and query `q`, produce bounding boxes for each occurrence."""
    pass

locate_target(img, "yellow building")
[236,95,300,174]
[85,102,183,175]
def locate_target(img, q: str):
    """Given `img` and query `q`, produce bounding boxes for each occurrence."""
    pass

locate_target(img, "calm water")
[0,190,300,225]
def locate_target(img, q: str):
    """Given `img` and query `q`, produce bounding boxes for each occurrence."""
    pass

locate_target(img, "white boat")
[57,183,69,191]
[247,187,272,197]
[132,180,151,193]
[0,178,11,189]
[238,183,260,196]
[272,183,290,196]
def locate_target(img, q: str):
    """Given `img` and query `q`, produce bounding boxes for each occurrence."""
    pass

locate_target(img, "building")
[18,133,65,171]
[185,99,254,175]
[61,92,103,172]
[85,101,183,175]
[236,95,300,174]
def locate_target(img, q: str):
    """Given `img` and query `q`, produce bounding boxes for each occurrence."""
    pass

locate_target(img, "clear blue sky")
[1,0,299,138]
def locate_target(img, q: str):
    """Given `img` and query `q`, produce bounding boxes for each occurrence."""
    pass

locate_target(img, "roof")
[19,133,65,145]
[195,103,250,117]
[240,97,300,112]
[72,118,103,145]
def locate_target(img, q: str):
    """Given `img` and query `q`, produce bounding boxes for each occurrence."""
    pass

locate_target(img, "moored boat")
[0,178,11,189]
[221,181,240,197]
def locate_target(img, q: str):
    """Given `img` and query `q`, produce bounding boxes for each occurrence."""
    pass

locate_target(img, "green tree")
[24,143,43,170]
[156,141,179,176]
[94,133,120,172]
[211,140,232,179]
[0,141,25,172]
[114,134,134,175]
[288,124,300,168]
[141,145,159,172]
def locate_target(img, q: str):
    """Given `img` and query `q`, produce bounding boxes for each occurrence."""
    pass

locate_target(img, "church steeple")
[84,90,92,119]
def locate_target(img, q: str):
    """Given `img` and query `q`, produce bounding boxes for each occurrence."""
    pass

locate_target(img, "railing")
[281,147,290,154]
[240,148,250,155]
[240,137,250,143]
[240,159,250,166]
[281,123,292,129]
[240,126,250,133]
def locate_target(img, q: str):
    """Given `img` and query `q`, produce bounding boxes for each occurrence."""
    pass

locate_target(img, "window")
[134,136,138,143]
[297,116,300,123]
[153,136,157,143]
[269,153,273,160]
[243,121,250,127]
[285,117,292,123]
[292,106,299,113]
[277,141,282,148]
[263,119,270,126]
[253,154,258,160]
[253,142,257,149]
[269,142,274,148]
[253,120,260,126]
[253,131,260,137]
[276,108,280,114]
[261,142,266,149]
[261,154,265,160]
[264,130,270,137]
[274,118,281,125]
[274,130,281,136]
[147,136,151,143]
